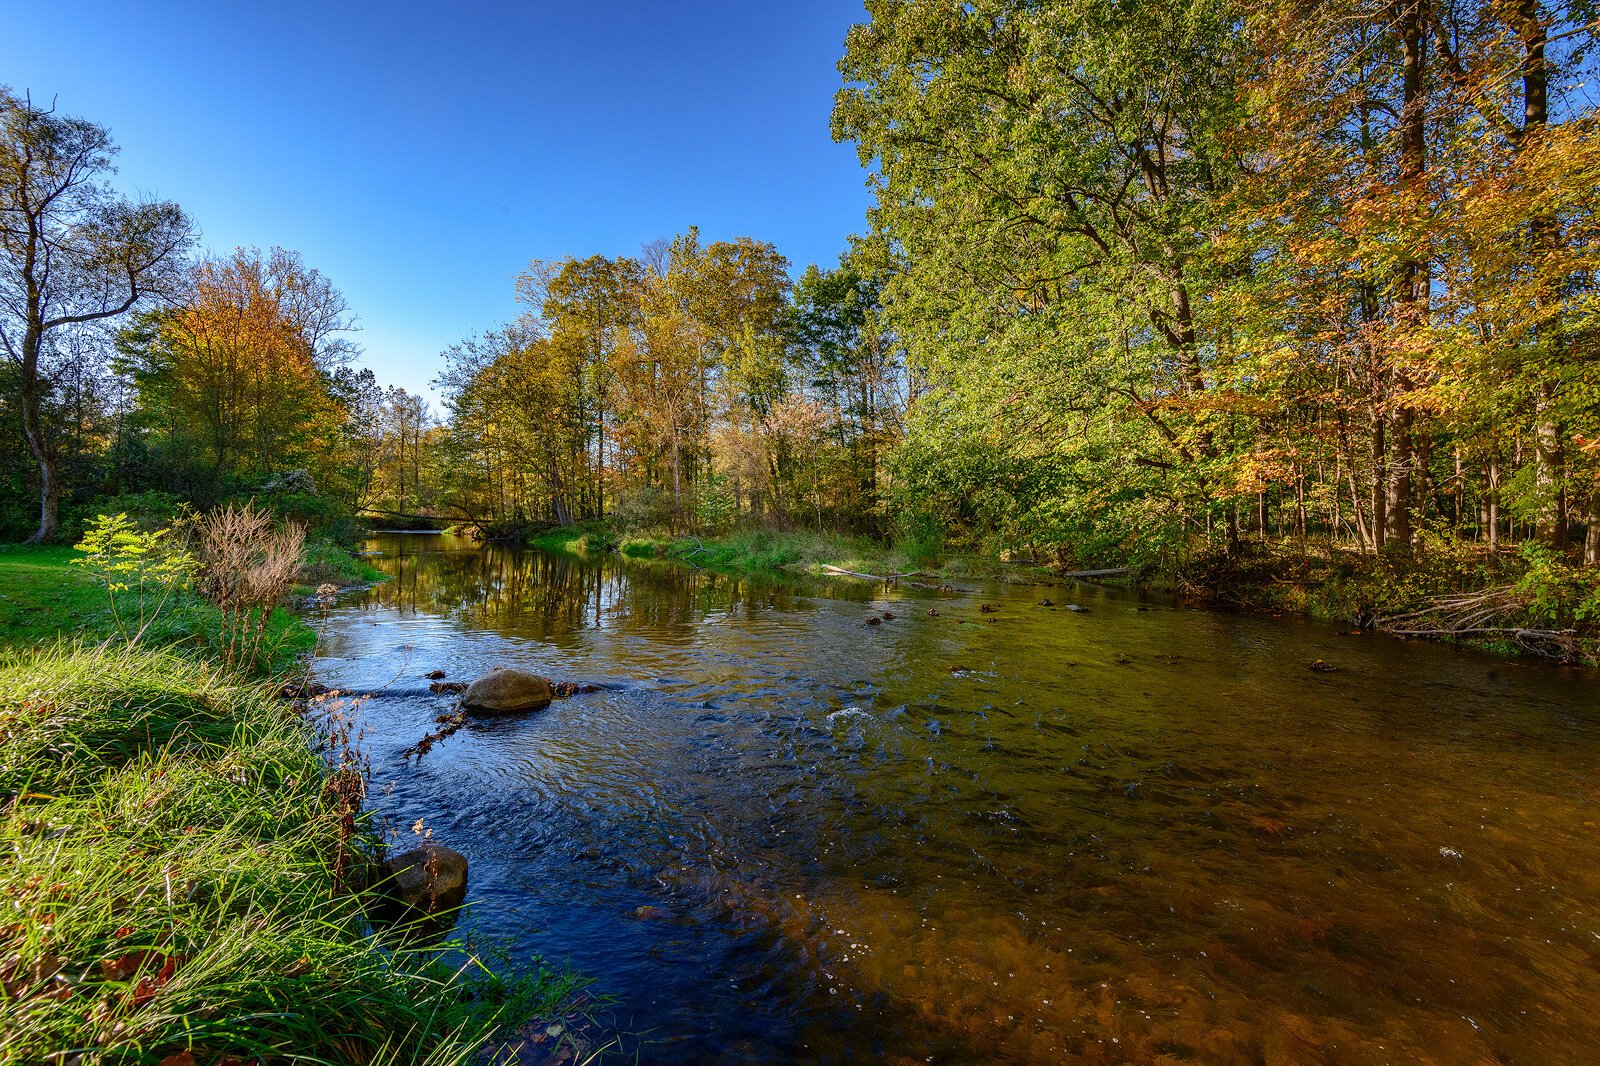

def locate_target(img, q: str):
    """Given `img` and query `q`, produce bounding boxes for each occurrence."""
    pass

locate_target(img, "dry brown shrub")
[195,502,306,670]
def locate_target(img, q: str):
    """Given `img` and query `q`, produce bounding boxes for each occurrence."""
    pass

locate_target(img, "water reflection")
[318,534,1600,1064]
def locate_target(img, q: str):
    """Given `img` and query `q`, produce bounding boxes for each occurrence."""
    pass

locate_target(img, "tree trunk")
[1487,454,1501,550]
[1371,416,1387,552]
[1384,410,1413,551]
[20,382,61,543]
[1535,380,1566,546]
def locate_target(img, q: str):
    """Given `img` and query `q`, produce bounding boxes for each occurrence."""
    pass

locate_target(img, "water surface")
[315,534,1600,1064]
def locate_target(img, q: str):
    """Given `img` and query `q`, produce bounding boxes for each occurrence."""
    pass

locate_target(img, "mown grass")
[0,643,585,1066]
[0,545,348,674]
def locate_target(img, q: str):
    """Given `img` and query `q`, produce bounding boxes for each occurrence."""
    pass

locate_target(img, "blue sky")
[3,1,874,403]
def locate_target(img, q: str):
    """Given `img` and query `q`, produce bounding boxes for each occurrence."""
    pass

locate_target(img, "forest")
[5,0,1599,622]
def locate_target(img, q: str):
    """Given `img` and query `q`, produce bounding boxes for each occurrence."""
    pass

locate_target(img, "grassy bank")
[0,540,385,669]
[0,644,574,1064]
[530,523,1027,582]
[0,545,313,671]
[525,523,1600,664]
[0,538,590,1064]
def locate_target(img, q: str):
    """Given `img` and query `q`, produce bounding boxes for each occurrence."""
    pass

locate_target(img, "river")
[313,533,1600,1064]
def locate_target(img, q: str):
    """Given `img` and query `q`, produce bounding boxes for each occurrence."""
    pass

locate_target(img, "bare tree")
[0,88,192,541]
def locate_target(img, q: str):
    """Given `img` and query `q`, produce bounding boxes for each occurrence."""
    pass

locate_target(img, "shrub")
[194,503,306,672]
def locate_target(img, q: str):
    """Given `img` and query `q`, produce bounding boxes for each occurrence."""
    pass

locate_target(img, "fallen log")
[1057,567,1130,579]
[818,564,930,581]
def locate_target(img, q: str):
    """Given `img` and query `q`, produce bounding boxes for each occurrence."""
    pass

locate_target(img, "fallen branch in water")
[1056,567,1130,579]
[1376,584,1583,661]
[819,564,934,581]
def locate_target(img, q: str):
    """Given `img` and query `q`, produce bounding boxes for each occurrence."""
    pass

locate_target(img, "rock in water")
[383,843,468,913]
[462,667,553,714]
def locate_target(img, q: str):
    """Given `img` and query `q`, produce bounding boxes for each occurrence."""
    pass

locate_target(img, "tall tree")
[0,89,191,541]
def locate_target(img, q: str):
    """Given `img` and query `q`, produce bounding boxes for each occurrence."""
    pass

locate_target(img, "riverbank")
[528,525,1034,584]
[0,547,594,1065]
[521,524,1600,665]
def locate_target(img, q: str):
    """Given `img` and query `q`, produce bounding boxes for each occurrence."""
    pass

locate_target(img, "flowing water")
[315,533,1600,1064]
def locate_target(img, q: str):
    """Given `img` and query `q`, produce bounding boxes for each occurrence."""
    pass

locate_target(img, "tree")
[0,89,191,541]
[834,0,1246,559]
[123,247,356,493]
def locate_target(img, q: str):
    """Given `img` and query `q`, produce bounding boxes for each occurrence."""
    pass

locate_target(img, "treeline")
[0,88,434,542]
[428,230,902,535]
[832,0,1600,569]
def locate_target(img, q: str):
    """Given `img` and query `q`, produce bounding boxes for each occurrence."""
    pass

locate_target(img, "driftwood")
[1058,567,1130,579]
[1377,584,1583,661]
[819,564,932,581]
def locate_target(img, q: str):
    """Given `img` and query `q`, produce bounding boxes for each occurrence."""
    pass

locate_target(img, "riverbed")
[314,533,1600,1064]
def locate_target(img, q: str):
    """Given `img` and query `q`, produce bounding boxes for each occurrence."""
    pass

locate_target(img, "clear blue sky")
[2,1,874,403]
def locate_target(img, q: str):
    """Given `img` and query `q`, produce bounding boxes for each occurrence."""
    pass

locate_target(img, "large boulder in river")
[382,843,468,914]
[462,668,553,714]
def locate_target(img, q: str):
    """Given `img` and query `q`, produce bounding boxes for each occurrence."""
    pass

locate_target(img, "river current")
[313,533,1600,1064]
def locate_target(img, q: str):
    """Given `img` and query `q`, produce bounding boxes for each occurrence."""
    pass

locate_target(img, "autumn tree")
[123,247,356,495]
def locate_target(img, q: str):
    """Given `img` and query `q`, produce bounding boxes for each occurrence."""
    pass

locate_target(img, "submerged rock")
[463,667,553,714]
[382,843,468,914]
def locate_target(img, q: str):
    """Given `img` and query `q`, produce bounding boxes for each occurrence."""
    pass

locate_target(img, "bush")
[63,491,186,542]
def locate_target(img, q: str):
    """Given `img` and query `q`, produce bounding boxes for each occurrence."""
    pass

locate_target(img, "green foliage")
[299,536,385,587]
[1514,542,1600,627]
[71,513,199,645]
[694,473,738,533]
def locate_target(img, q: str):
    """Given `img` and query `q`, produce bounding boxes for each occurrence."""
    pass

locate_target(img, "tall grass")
[0,644,581,1065]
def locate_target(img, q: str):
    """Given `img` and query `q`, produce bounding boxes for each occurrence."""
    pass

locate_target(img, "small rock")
[462,668,553,714]
[1065,604,1087,613]
[430,681,468,695]
[865,616,882,626]
[1309,659,1339,673]
[634,905,666,920]
[927,608,939,616]
[979,603,998,613]
[382,843,468,914]
[1039,599,1054,607]
[424,669,447,680]
[882,610,895,620]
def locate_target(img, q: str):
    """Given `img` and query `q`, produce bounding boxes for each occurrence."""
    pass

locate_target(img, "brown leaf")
[159,1052,195,1066]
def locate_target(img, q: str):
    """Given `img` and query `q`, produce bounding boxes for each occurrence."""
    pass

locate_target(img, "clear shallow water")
[316,534,1600,1064]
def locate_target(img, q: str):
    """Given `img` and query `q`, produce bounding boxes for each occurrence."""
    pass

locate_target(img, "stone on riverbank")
[383,843,469,913]
[463,667,553,714]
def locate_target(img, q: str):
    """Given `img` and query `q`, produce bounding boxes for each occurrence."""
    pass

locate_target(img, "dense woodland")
[4,0,1599,593]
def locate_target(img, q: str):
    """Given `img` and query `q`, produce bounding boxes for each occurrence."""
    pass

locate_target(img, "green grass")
[526,524,613,557]
[524,522,1048,584]
[298,537,388,589]
[615,527,1028,581]
[0,643,585,1065]
[0,545,313,673]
